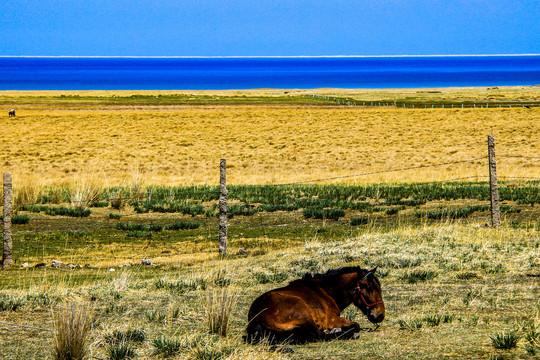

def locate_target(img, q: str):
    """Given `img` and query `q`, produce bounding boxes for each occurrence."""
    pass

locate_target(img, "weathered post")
[487,136,501,227]
[218,159,227,255]
[3,173,13,269]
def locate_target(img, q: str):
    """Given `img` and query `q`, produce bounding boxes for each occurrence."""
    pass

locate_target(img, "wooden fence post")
[219,159,227,255]
[3,173,13,269]
[487,136,501,227]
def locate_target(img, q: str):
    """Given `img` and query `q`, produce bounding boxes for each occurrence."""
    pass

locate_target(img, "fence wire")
[283,157,487,185]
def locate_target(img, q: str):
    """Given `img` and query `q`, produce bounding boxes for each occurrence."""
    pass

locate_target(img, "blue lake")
[0,56,539,90]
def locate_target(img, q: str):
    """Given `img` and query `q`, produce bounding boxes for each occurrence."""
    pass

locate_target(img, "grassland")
[1,86,539,187]
[1,87,539,359]
[1,218,539,359]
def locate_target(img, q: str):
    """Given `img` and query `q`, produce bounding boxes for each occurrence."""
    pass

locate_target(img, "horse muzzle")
[367,304,385,323]
[368,312,385,323]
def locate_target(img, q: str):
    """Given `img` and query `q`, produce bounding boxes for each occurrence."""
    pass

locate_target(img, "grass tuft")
[206,288,236,336]
[52,303,91,360]
[165,221,200,230]
[107,343,137,360]
[490,332,520,349]
[108,213,122,220]
[11,214,30,224]
[400,270,437,283]
[105,329,147,345]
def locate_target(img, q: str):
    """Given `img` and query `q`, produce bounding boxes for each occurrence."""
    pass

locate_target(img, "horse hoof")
[352,333,360,339]
[329,327,342,334]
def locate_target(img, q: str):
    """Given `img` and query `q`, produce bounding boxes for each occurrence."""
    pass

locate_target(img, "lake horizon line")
[1,54,540,59]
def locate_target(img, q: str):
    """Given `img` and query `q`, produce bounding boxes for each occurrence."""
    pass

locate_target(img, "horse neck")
[320,273,357,311]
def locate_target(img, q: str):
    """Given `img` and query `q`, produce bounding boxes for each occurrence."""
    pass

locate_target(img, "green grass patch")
[165,222,200,230]
[303,207,345,220]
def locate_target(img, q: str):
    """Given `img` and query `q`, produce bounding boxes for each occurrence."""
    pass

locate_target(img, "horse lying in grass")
[246,266,385,344]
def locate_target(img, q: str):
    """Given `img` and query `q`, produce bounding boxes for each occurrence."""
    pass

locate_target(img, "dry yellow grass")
[1,89,539,187]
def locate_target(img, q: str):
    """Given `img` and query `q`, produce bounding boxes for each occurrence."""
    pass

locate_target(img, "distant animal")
[8,109,15,117]
[246,266,385,344]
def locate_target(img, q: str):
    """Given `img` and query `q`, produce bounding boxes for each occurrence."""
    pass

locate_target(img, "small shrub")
[10,214,30,224]
[228,204,257,217]
[398,319,422,331]
[116,222,162,232]
[192,344,234,360]
[0,296,24,311]
[424,314,441,326]
[152,337,186,357]
[490,332,520,349]
[149,224,163,232]
[145,310,166,322]
[108,213,122,220]
[375,268,390,277]
[116,222,148,231]
[165,222,200,230]
[291,258,320,272]
[254,272,288,284]
[414,205,489,220]
[105,329,147,344]
[107,343,137,360]
[350,217,370,226]
[442,314,455,323]
[303,207,345,220]
[155,278,207,293]
[400,270,437,284]
[45,206,91,218]
[385,207,401,215]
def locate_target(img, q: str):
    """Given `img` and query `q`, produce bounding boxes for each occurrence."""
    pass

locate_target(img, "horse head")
[352,267,385,324]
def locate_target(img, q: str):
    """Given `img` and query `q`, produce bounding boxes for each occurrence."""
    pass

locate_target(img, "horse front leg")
[323,317,361,340]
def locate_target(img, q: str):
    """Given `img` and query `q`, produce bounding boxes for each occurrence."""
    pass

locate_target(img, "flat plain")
[0,87,539,360]
[0,86,539,187]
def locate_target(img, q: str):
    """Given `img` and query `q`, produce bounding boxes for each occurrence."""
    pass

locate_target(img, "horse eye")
[362,282,371,289]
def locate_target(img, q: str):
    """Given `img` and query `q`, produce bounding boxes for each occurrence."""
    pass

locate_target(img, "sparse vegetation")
[0,88,539,359]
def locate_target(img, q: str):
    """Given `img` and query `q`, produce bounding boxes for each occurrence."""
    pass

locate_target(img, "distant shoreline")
[1,54,540,58]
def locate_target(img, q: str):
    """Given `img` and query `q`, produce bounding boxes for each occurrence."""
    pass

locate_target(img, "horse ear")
[370,266,378,275]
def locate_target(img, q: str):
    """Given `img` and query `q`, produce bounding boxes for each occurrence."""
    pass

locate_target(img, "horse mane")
[300,266,365,281]
[293,266,381,288]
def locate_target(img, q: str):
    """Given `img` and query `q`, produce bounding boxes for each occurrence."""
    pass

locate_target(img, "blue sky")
[1,0,539,56]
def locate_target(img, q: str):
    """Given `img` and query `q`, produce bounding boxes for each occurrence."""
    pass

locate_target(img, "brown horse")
[246,266,385,344]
